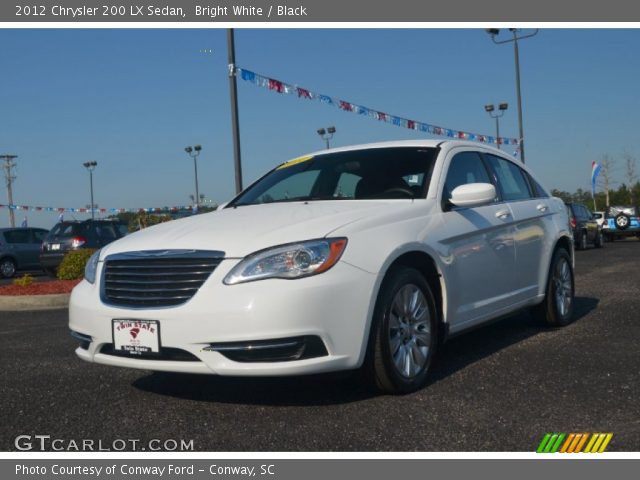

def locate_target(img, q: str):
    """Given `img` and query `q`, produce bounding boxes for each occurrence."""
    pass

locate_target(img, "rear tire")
[0,258,16,278]
[594,230,604,248]
[43,267,57,278]
[577,231,587,250]
[363,267,438,394]
[531,248,575,327]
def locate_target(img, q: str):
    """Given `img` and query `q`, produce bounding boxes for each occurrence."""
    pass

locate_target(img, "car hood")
[100,200,411,259]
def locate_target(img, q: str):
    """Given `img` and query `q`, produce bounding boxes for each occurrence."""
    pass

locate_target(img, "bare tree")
[623,151,637,204]
[598,154,616,208]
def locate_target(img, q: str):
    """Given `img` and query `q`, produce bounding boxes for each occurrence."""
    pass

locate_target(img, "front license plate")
[112,319,160,355]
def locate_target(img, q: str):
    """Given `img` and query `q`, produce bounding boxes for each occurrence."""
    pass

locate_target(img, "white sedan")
[69,140,574,393]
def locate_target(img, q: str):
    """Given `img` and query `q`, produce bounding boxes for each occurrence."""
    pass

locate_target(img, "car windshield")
[229,147,437,207]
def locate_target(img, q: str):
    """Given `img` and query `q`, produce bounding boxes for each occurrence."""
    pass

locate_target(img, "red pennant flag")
[339,101,353,112]
[297,87,311,99]
[407,120,415,130]
[268,79,285,93]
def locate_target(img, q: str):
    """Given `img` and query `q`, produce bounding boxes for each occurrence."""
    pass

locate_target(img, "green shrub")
[12,273,34,287]
[130,212,174,232]
[57,249,97,280]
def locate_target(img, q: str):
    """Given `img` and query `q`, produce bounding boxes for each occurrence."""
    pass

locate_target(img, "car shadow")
[132,296,599,406]
[428,296,599,384]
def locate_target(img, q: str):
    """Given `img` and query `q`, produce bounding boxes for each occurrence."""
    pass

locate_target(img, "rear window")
[48,223,83,238]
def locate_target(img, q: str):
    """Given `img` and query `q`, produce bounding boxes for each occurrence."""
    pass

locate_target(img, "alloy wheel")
[1,260,16,278]
[554,258,573,317]
[388,284,431,378]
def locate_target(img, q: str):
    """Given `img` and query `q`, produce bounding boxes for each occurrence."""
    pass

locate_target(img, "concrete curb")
[0,293,70,311]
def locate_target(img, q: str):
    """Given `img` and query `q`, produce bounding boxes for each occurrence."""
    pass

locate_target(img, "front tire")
[532,248,575,327]
[364,267,438,394]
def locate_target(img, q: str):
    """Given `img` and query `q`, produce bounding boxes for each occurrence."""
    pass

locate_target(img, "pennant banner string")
[235,67,520,147]
[0,204,198,214]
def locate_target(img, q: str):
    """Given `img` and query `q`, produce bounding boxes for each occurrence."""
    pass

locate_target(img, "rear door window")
[3,230,30,244]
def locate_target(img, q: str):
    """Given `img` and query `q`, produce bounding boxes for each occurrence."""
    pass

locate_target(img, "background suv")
[565,202,603,249]
[40,220,128,276]
[0,227,49,278]
[604,205,640,241]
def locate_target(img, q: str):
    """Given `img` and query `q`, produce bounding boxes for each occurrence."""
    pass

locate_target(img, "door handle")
[536,204,549,212]
[495,209,511,220]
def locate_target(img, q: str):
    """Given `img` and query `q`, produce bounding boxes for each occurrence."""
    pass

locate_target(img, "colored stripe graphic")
[537,433,613,453]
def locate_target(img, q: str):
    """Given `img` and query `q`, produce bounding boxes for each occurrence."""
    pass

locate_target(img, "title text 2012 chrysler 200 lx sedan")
[69,140,575,393]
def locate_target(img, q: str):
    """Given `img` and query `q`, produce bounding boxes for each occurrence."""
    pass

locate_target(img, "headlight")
[84,249,101,284]
[223,238,348,285]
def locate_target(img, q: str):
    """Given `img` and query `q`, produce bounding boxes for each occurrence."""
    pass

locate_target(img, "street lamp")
[185,145,202,211]
[484,103,509,149]
[317,126,336,149]
[82,161,98,220]
[486,28,538,163]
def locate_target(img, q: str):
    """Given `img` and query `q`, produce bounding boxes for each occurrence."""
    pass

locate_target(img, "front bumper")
[69,259,378,376]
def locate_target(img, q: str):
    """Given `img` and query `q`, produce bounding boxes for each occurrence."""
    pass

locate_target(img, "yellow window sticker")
[276,155,313,170]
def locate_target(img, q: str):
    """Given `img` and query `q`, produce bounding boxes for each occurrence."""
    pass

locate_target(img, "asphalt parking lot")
[1,241,639,451]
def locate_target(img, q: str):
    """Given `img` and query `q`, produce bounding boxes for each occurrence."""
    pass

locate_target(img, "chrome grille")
[102,250,224,308]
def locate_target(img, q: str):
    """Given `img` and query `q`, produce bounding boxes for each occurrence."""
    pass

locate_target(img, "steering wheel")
[383,187,415,198]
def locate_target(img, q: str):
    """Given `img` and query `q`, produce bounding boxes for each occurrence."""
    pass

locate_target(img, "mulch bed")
[0,279,81,296]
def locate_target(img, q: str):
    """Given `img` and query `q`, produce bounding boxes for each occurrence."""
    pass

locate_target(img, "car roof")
[305,139,507,158]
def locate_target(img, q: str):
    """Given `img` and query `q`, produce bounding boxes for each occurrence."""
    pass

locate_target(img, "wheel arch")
[0,253,18,265]
[539,234,574,297]
[359,247,448,363]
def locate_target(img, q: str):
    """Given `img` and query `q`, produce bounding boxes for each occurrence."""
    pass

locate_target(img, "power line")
[1,154,18,228]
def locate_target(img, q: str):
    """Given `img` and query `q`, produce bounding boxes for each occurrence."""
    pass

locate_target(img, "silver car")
[0,227,49,278]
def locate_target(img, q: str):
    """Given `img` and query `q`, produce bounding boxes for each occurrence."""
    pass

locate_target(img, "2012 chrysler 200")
[69,140,574,393]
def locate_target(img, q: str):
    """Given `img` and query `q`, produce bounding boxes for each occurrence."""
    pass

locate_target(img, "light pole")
[317,126,336,149]
[486,28,538,163]
[484,103,509,149]
[185,145,202,211]
[82,161,98,220]
[1,154,18,227]
[227,29,243,194]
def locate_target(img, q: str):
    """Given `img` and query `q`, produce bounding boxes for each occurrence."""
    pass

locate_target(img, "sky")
[1,28,639,229]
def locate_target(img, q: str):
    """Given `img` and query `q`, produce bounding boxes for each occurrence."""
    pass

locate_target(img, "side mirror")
[450,183,496,208]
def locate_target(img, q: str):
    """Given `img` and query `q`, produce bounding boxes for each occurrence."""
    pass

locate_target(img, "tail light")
[71,236,87,248]
[570,217,576,229]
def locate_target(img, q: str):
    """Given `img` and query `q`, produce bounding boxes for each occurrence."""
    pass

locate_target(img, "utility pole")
[1,154,18,228]
[486,28,538,163]
[227,28,243,193]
